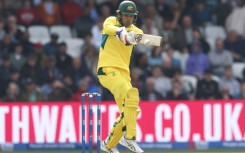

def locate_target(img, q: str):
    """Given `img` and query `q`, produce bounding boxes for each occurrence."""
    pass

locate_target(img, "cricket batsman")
[97,0,144,153]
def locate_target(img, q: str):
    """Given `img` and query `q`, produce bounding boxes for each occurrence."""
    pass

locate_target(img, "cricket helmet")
[116,1,138,24]
[117,0,138,15]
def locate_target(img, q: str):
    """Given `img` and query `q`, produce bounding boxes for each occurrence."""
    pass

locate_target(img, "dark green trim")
[121,112,124,118]
[101,34,109,49]
[122,126,126,132]
[97,67,106,76]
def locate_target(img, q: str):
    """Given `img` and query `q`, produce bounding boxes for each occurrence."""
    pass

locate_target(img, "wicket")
[81,92,101,153]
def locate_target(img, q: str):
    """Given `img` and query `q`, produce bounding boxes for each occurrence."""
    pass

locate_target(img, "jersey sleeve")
[134,27,143,34]
[103,17,119,35]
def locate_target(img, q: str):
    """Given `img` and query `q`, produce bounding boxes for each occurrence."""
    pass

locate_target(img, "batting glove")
[116,27,128,44]
[126,31,137,45]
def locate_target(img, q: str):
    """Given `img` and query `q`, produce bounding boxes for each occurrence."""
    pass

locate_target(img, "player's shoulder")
[104,16,118,23]
[131,24,143,34]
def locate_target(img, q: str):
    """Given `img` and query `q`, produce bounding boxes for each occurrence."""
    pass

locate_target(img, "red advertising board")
[0,100,245,144]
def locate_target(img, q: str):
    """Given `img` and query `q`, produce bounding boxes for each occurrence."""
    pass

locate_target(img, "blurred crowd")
[1,0,245,102]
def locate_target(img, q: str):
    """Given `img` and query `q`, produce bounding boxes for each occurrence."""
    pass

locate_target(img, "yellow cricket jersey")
[97,16,143,73]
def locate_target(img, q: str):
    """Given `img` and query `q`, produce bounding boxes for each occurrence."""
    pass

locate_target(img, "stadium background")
[0,0,245,152]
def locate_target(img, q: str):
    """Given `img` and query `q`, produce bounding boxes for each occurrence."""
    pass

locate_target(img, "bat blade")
[134,34,164,46]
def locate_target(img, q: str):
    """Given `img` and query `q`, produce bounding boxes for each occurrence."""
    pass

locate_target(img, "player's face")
[121,14,134,27]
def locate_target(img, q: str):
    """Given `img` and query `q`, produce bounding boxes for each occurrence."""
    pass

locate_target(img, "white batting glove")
[116,27,128,44]
[126,31,137,45]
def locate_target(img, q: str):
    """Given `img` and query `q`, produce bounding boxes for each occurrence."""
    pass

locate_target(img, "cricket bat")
[134,34,164,46]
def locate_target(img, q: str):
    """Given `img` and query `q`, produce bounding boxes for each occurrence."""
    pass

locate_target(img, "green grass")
[1,150,245,153]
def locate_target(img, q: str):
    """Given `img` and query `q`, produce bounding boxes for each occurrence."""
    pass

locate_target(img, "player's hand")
[116,27,128,44]
[126,31,137,45]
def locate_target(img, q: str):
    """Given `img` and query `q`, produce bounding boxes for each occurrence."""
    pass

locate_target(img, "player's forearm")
[103,24,119,35]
